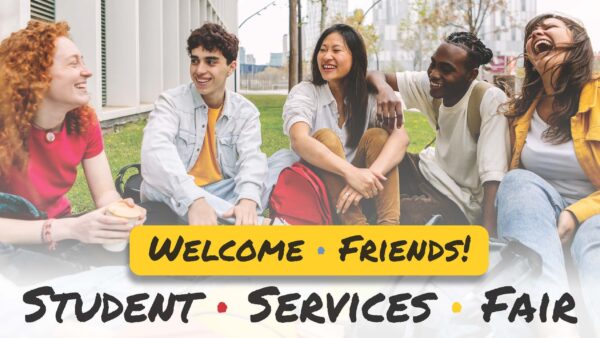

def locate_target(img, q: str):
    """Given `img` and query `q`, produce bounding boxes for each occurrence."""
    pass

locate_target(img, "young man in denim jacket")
[141,23,269,225]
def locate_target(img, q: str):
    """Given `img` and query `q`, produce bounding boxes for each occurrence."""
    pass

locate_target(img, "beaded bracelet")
[41,218,57,251]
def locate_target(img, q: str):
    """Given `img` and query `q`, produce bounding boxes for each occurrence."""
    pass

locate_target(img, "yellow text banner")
[130,226,489,276]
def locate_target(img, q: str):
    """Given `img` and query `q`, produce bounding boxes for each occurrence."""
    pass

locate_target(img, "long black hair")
[508,13,594,143]
[311,24,368,149]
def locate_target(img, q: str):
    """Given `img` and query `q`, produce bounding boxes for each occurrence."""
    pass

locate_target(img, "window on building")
[385,25,396,41]
[30,0,55,22]
[386,3,392,22]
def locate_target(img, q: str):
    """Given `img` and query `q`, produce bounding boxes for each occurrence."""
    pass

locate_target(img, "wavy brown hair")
[507,14,594,144]
[0,20,97,179]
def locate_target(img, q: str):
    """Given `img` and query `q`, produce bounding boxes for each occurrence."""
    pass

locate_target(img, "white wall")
[105,0,139,108]
[56,0,102,112]
[162,0,180,90]
[199,0,207,23]
[191,0,200,31]
[0,0,29,42]
[140,0,164,103]
[178,0,191,83]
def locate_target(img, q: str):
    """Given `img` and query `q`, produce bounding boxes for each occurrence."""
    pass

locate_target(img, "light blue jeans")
[497,169,600,333]
[182,149,298,223]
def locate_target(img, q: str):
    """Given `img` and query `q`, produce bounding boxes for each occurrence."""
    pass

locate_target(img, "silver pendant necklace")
[32,120,62,143]
[45,131,56,143]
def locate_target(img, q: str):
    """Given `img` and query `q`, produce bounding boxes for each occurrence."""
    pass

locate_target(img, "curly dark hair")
[0,20,97,179]
[507,13,594,144]
[445,32,493,68]
[187,23,238,64]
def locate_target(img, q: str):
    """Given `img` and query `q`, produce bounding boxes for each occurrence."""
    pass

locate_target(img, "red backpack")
[269,162,333,225]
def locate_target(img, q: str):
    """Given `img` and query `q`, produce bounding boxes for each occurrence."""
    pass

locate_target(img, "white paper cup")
[102,201,143,252]
[102,240,129,252]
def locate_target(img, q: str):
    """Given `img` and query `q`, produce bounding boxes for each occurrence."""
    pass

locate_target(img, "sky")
[238,0,600,65]
[238,0,368,64]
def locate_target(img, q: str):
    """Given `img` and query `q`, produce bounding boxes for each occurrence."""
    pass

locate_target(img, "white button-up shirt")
[282,81,380,162]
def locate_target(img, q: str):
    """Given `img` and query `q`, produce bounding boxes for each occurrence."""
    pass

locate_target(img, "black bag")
[114,164,142,203]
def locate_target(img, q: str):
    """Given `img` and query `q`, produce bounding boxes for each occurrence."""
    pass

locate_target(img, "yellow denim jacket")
[509,79,600,223]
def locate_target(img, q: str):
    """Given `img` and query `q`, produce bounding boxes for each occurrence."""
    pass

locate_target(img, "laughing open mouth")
[533,39,553,54]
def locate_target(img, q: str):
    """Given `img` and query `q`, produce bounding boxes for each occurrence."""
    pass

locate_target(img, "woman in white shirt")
[282,24,409,224]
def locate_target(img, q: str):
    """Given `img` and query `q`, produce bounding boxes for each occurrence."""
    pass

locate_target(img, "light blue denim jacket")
[140,83,267,217]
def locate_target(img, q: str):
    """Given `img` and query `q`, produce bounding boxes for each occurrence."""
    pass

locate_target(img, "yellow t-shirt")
[189,106,223,186]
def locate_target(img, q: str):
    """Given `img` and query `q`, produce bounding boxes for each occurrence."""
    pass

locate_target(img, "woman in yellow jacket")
[496,14,599,333]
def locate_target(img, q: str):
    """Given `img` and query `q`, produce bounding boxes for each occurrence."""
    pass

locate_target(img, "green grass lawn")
[67,94,434,213]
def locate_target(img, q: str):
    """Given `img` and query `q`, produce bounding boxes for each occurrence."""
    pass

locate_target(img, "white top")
[521,110,595,205]
[282,81,383,162]
[395,71,510,223]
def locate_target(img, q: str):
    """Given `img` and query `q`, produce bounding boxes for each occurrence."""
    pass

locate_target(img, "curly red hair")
[0,20,97,179]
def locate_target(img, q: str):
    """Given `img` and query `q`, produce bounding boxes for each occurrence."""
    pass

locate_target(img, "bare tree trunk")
[298,0,303,81]
[289,0,298,89]
[467,0,475,33]
[415,25,424,71]
[320,0,327,32]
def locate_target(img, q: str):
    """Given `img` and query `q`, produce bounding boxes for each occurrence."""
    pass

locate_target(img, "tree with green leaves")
[397,0,444,70]
[398,0,514,70]
[438,0,508,35]
[310,0,328,33]
[333,9,380,58]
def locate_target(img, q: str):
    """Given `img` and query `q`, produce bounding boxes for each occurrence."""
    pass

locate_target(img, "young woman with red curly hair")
[0,21,144,252]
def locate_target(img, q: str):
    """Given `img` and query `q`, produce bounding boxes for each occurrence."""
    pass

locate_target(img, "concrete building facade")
[0,0,238,122]
[372,0,412,71]
[479,0,536,59]
[372,0,536,72]
[303,0,348,60]
[269,52,284,67]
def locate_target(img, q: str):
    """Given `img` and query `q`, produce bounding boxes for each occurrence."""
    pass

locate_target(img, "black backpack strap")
[115,163,141,196]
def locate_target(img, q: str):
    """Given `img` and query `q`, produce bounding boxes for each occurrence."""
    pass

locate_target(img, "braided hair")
[445,32,493,68]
